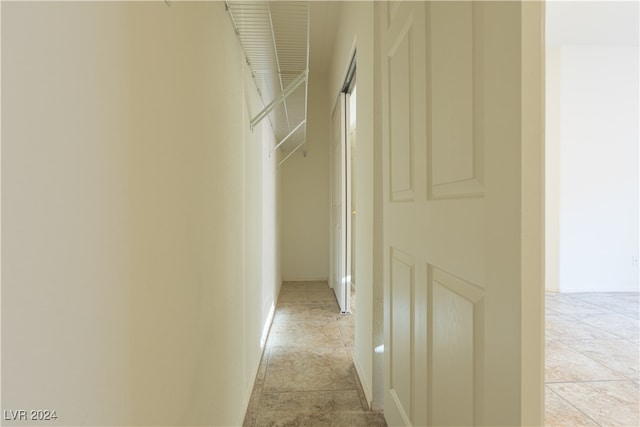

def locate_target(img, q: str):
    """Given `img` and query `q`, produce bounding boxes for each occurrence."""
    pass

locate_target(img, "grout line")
[546,386,602,427]
[559,345,638,379]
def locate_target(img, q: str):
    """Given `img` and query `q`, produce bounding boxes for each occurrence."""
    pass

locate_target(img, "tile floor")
[243,281,387,427]
[244,286,639,426]
[545,292,640,427]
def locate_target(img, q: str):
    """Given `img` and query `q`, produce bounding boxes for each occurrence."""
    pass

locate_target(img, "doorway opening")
[330,51,356,314]
[544,2,639,424]
[349,84,357,295]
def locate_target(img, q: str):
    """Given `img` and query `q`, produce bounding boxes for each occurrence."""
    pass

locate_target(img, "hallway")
[243,282,386,426]
[7,1,629,425]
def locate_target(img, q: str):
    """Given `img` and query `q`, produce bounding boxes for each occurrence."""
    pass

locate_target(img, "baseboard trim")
[282,277,329,283]
[240,375,255,426]
[239,314,274,426]
[353,352,373,410]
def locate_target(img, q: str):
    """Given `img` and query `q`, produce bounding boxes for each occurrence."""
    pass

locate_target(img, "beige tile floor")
[243,281,387,427]
[245,287,639,426]
[545,292,640,427]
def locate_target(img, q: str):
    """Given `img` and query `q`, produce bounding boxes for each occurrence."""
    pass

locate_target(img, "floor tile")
[579,313,640,340]
[255,410,368,427]
[545,306,561,315]
[546,340,626,382]
[563,339,639,380]
[259,346,271,367]
[546,297,611,316]
[546,314,620,341]
[308,286,337,303]
[566,292,620,303]
[365,411,388,427]
[572,295,640,315]
[548,381,640,427]
[308,281,333,290]
[253,363,267,394]
[269,321,343,348]
[610,294,640,304]
[545,387,598,427]
[338,322,355,348]
[281,282,307,289]
[273,302,340,323]
[278,288,308,304]
[243,393,262,427]
[544,292,640,427]
[259,390,363,411]
[264,347,357,392]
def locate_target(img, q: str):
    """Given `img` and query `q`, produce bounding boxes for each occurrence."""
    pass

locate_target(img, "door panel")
[380,1,543,426]
[388,19,414,202]
[429,1,484,198]
[430,266,484,427]
[389,247,414,422]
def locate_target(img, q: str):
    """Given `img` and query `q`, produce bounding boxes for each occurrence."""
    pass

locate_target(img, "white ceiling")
[546,0,639,47]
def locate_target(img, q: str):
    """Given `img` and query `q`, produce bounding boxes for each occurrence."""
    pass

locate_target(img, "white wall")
[280,75,331,282]
[546,45,639,292]
[545,47,562,293]
[1,2,279,425]
[327,1,380,408]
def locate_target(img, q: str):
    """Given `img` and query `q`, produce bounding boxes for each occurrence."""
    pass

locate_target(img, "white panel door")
[331,93,351,313]
[380,1,543,426]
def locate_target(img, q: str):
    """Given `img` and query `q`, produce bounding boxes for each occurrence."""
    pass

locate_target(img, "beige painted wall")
[327,1,380,408]
[280,75,331,282]
[1,2,279,425]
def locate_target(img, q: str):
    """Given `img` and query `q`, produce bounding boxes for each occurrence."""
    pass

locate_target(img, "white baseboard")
[282,277,329,283]
[239,373,255,426]
[353,353,373,410]
[239,314,274,425]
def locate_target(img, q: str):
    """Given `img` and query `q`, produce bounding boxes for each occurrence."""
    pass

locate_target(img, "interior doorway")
[544,2,639,424]
[545,1,639,295]
[349,85,357,293]
[330,51,356,314]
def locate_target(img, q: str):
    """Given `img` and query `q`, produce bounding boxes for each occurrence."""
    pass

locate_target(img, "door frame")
[330,51,357,314]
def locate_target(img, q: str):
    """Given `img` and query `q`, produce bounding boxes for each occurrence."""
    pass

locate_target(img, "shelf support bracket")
[271,119,306,155]
[250,70,307,131]
[277,139,306,168]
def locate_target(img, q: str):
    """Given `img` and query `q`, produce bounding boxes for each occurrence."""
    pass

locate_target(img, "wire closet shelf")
[224,1,310,166]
